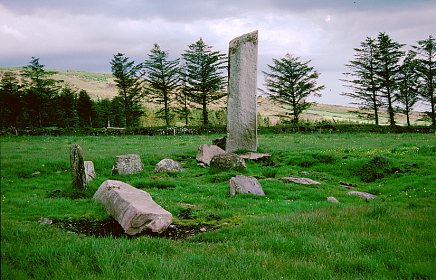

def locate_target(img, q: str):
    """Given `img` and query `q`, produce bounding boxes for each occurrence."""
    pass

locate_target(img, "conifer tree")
[181,38,227,125]
[0,72,23,128]
[342,37,382,124]
[413,35,436,127]
[143,44,180,126]
[263,53,324,124]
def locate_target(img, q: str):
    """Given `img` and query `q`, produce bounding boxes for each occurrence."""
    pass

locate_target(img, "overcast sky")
[1,0,435,105]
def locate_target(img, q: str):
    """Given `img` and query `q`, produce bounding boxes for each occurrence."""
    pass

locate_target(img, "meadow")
[1,132,435,279]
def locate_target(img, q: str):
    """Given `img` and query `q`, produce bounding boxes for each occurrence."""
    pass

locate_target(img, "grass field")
[1,132,436,279]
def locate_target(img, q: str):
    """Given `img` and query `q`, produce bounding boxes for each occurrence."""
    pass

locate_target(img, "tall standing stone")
[70,144,87,190]
[226,30,259,153]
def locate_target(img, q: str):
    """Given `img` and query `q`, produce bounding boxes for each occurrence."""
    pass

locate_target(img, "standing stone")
[112,154,144,175]
[70,144,87,190]
[94,180,173,234]
[84,161,96,182]
[226,30,259,153]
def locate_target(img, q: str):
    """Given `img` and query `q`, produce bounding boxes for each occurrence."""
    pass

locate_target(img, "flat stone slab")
[154,159,184,173]
[327,196,340,203]
[93,180,173,235]
[196,144,226,166]
[240,152,271,161]
[112,154,144,175]
[347,191,377,200]
[210,153,246,170]
[281,176,321,185]
[229,175,265,196]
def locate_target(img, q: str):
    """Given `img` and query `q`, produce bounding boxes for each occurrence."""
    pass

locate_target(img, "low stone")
[200,227,207,232]
[299,171,310,175]
[229,175,265,196]
[112,154,144,175]
[196,144,226,166]
[327,196,340,203]
[84,161,96,182]
[212,136,226,150]
[347,191,377,200]
[94,180,173,235]
[210,153,246,171]
[281,176,321,185]
[38,217,53,225]
[154,159,184,173]
[239,152,272,161]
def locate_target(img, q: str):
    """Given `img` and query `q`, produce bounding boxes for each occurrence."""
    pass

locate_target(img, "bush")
[358,156,392,182]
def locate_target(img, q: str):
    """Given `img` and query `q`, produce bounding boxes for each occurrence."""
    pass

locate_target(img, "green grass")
[1,133,436,279]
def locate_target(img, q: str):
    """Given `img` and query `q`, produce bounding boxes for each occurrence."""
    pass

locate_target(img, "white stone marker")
[226,30,259,153]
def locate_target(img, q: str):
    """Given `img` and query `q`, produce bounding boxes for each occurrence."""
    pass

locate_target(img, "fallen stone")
[340,182,356,189]
[94,180,173,235]
[210,153,246,171]
[240,152,271,161]
[112,154,144,175]
[347,191,377,200]
[281,176,321,185]
[196,144,226,166]
[84,161,96,182]
[327,196,340,203]
[154,159,184,173]
[229,175,265,196]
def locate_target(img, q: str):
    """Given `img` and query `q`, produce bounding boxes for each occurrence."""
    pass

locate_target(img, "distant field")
[1,67,429,126]
[1,133,435,279]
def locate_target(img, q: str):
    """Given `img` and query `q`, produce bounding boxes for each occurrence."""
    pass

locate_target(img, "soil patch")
[52,218,214,239]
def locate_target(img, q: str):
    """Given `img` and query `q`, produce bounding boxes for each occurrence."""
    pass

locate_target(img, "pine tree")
[181,38,227,125]
[110,53,144,128]
[77,90,95,127]
[21,57,62,127]
[342,37,382,124]
[56,85,79,128]
[374,32,405,126]
[143,44,180,126]
[413,35,436,127]
[263,53,324,124]
[396,51,420,126]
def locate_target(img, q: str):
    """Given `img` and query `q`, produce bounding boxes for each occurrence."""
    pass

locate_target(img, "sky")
[1,0,435,105]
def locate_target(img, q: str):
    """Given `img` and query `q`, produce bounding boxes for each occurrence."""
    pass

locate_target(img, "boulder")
[229,175,265,196]
[112,154,144,175]
[347,191,377,200]
[154,159,184,173]
[327,196,340,203]
[281,176,321,185]
[84,161,96,182]
[196,144,226,166]
[210,153,246,171]
[94,180,173,234]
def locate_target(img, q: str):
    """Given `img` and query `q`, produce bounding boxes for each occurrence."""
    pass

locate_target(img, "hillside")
[0,68,429,126]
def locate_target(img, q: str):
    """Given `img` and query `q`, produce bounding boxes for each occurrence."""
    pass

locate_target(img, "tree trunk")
[202,100,208,125]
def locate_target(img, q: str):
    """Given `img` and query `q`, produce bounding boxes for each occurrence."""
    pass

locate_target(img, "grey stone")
[38,217,53,225]
[112,154,144,175]
[347,191,377,200]
[327,196,340,203]
[240,152,271,161]
[70,144,87,190]
[94,180,173,235]
[226,30,259,153]
[154,159,184,173]
[196,144,226,166]
[210,153,246,170]
[229,175,265,196]
[281,176,321,185]
[84,161,96,182]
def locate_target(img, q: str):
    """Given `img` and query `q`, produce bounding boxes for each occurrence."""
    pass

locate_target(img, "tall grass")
[1,133,435,279]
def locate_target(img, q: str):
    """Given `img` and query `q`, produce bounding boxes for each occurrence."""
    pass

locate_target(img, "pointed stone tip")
[230,30,258,46]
